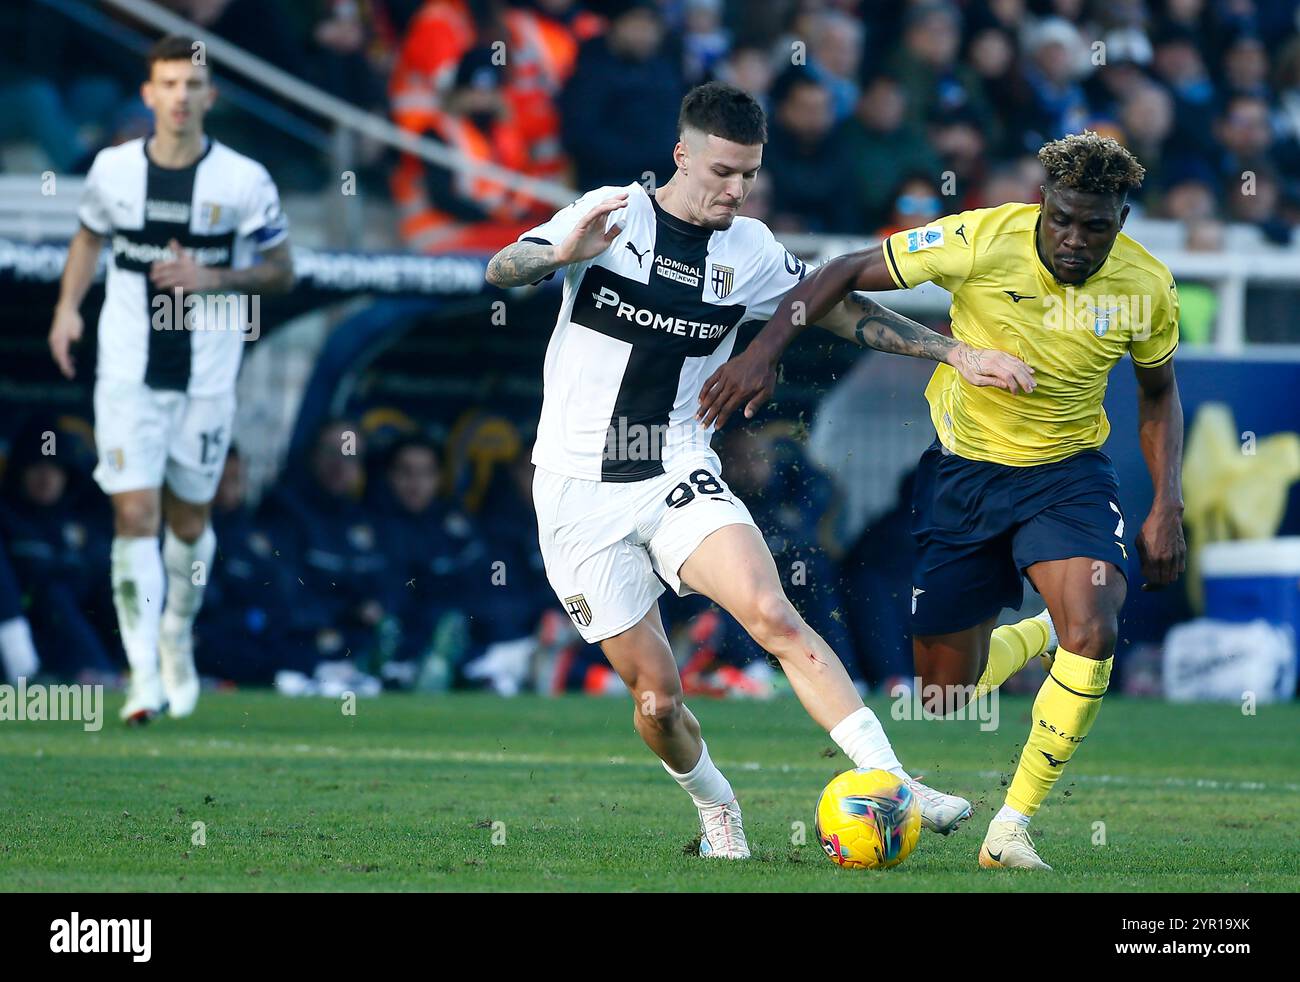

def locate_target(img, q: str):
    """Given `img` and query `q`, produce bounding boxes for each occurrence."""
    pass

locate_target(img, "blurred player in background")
[486,82,1033,858]
[48,35,294,723]
[701,131,1186,869]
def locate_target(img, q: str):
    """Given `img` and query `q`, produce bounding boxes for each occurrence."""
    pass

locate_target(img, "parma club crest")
[711,264,735,299]
[564,594,592,628]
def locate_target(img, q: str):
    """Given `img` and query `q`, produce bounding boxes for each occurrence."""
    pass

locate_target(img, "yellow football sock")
[1005,649,1112,817]
[974,616,1050,698]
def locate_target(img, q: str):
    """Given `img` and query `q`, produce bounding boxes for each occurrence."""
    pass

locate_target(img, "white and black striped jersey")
[78,137,289,396]
[520,182,807,483]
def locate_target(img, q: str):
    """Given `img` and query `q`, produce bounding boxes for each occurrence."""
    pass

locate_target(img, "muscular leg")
[1001,556,1126,821]
[679,524,909,780]
[599,603,702,774]
[912,617,996,715]
[680,524,862,731]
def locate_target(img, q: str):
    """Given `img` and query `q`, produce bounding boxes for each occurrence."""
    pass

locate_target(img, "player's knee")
[1057,617,1117,659]
[113,496,160,537]
[633,687,683,731]
[167,507,209,543]
[744,590,803,652]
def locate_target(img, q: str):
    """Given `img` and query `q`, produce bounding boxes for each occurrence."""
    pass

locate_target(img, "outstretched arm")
[697,248,1034,429]
[1133,360,1186,590]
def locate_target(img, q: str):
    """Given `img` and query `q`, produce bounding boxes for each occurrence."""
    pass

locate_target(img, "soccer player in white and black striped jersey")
[48,36,294,723]
[487,82,1034,858]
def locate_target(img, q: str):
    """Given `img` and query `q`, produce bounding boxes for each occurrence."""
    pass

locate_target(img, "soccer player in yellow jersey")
[696,132,1187,869]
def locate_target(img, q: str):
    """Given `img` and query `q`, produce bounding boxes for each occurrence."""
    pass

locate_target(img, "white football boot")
[697,798,751,859]
[1032,608,1059,672]
[120,670,166,725]
[979,819,1053,870]
[906,778,973,835]
[159,624,200,718]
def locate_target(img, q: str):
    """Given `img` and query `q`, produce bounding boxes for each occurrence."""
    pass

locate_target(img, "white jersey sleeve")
[739,223,808,324]
[78,155,113,235]
[518,184,633,246]
[238,163,289,249]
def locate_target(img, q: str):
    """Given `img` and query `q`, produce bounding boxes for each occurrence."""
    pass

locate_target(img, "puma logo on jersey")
[1003,290,1037,303]
[625,241,649,267]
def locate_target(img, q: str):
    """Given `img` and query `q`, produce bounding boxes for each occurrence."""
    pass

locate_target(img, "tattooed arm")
[698,245,1035,428]
[485,192,629,288]
[817,292,1034,391]
[485,241,569,289]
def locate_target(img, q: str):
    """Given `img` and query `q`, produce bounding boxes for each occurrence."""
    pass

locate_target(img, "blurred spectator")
[1215,94,1282,189]
[0,3,140,172]
[976,156,1045,207]
[560,0,683,190]
[877,174,945,238]
[1225,166,1292,245]
[1159,174,1218,221]
[392,46,555,252]
[842,74,943,229]
[1221,34,1271,101]
[967,26,1033,157]
[194,448,299,684]
[371,435,487,677]
[764,68,859,233]
[0,417,115,679]
[1119,82,1176,190]
[262,420,399,676]
[715,43,777,110]
[887,2,997,148]
[391,0,576,187]
[1152,24,1219,168]
[1019,18,1092,151]
[807,9,864,123]
[1179,217,1225,346]
[681,0,732,84]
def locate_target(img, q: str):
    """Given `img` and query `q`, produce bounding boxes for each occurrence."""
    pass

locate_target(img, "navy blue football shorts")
[908,439,1129,637]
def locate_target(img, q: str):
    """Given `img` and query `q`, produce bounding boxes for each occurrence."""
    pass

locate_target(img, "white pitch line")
[169,739,1300,794]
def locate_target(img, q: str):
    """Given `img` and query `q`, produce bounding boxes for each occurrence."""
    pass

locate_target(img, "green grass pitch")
[2,691,1297,891]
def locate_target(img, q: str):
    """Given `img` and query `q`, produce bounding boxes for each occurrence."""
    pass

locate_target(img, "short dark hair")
[678,82,767,146]
[147,35,204,77]
[1039,131,1145,196]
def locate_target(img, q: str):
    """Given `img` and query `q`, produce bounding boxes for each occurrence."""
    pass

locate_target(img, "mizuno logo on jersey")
[1003,290,1037,303]
[589,286,732,340]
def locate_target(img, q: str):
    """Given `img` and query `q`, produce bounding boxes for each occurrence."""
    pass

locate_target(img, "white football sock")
[829,706,908,780]
[994,803,1031,827]
[161,524,215,636]
[0,616,39,682]
[663,741,735,809]
[111,536,164,677]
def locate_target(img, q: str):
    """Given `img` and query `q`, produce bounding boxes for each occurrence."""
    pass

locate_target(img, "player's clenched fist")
[554,193,628,264]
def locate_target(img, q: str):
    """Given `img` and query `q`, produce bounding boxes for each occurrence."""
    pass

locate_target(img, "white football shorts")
[92,378,235,504]
[533,453,757,643]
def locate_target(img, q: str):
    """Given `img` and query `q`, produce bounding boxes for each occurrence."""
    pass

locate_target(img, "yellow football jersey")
[883,202,1179,466]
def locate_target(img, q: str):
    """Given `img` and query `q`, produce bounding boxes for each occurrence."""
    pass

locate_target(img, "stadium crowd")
[4,0,1300,246]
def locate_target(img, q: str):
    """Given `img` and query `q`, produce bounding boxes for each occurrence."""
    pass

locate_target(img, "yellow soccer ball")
[815,768,922,869]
